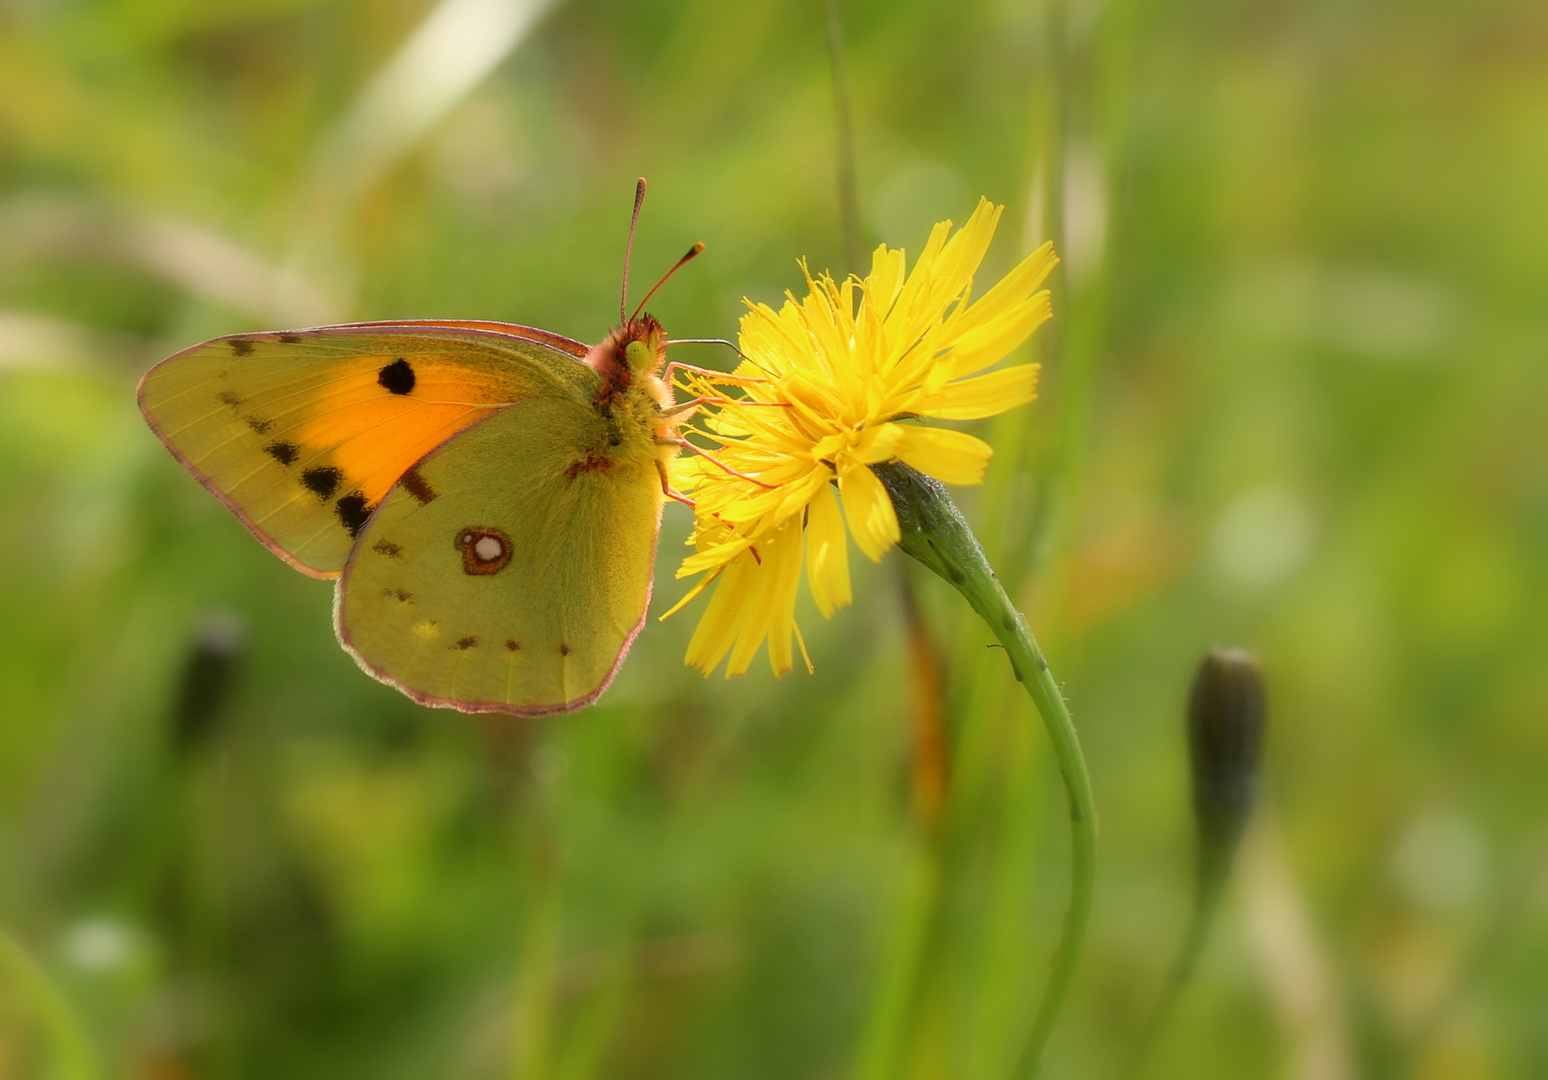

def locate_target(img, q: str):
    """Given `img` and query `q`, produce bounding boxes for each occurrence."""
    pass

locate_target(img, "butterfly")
[139,180,715,715]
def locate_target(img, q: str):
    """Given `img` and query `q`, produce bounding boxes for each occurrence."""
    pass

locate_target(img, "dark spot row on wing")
[378,358,416,395]
[265,441,299,466]
[401,468,437,505]
[278,333,302,344]
[442,636,567,655]
[230,339,255,357]
[335,493,373,538]
[361,530,578,658]
[246,416,273,435]
[218,390,243,407]
[302,466,342,500]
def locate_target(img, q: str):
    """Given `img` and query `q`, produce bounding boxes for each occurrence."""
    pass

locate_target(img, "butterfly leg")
[661,395,793,420]
[663,361,771,392]
[659,438,776,489]
[657,396,719,422]
[655,458,696,508]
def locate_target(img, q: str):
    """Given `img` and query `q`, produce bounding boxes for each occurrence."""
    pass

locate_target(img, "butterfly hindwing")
[335,395,664,714]
[138,324,596,577]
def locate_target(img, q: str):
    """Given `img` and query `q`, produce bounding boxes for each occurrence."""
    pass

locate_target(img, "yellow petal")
[684,554,754,675]
[944,242,1058,370]
[678,527,756,576]
[851,422,905,465]
[918,363,1040,421]
[945,290,1053,378]
[725,518,804,677]
[762,519,806,676]
[933,198,1001,299]
[892,219,956,326]
[838,461,900,561]
[866,244,906,313]
[805,482,851,618]
[894,426,993,485]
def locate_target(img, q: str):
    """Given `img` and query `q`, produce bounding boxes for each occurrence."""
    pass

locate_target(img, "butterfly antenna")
[670,338,751,362]
[621,177,647,326]
[632,242,705,322]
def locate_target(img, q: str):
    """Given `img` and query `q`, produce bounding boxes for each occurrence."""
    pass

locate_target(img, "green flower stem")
[1130,647,1265,1075]
[1126,878,1226,1077]
[875,462,1097,1077]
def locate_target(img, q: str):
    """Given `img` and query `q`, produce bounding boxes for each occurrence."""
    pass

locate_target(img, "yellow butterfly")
[140,181,711,715]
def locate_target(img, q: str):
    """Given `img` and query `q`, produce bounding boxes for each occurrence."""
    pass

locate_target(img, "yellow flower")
[665,197,1057,677]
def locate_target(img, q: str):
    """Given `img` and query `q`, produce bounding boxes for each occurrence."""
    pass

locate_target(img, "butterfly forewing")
[336,396,663,714]
[138,325,596,577]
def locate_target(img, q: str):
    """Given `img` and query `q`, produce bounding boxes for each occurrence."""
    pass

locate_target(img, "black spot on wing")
[265,442,299,466]
[373,540,403,558]
[558,643,572,656]
[335,492,373,537]
[218,390,243,407]
[302,466,342,500]
[377,358,416,395]
[246,416,274,435]
[505,640,521,651]
[381,587,413,602]
[401,469,437,505]
[278,333,302,344]
[455,636,477,650]
[229,338,255,357]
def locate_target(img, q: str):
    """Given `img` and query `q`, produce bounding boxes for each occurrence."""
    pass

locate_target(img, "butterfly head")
[621,314,666,374]
[586,314,666,402]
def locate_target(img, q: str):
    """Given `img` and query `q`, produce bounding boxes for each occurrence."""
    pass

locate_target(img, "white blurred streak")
[1316,267,1460,362]
[62,917,138,973]
[0,197,340,328]
[1240,813,1353,1080]
[1062,141,1107,284]
[1230,259,1463,363]
[1212,488,1314,587]
[1391,809,1488,913]
[0,311,131,371]
[125,215,340,327]
[310,0,556,203]
[1021,161,1048,256]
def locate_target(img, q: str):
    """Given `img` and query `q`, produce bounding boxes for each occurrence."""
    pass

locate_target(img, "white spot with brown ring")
[455,526,513,575]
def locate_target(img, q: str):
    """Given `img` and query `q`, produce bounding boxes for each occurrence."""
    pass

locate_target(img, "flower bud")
[1187,648,1265,892]
[173,611,246,750]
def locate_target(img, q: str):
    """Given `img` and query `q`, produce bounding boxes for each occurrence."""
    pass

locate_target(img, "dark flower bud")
[1187,648,1265,894]
[173,611,246,750]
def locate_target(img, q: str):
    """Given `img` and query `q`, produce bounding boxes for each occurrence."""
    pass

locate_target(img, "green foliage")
[2,0,1546,1076]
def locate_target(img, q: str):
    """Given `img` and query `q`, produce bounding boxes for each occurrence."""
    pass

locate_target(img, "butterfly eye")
[624,340,652,370]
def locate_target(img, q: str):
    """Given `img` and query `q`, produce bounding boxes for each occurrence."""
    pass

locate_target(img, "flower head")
[666,198,1057,676]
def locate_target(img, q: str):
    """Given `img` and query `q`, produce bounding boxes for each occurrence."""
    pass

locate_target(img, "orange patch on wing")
[289,355,517,505]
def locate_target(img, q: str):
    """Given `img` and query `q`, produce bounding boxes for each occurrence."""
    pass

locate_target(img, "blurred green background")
[2,0,1546,1076]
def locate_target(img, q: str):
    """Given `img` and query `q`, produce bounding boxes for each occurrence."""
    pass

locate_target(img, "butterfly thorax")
[581,313,677,469]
